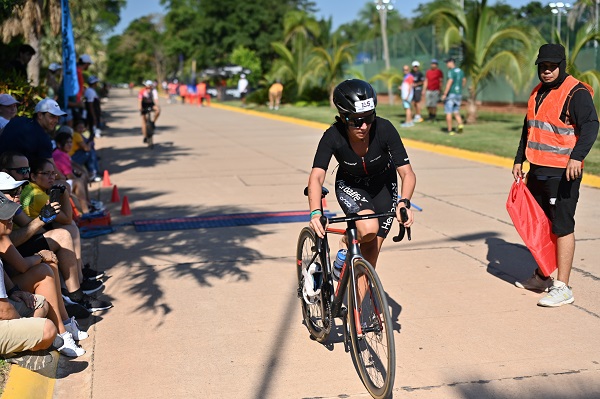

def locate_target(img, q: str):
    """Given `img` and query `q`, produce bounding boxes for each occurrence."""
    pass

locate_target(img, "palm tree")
[425,0,541,123]
[562,23,600,112]
[369,67,403,105]
[313,40,354,107]
[270,41,319,98]
[1,0,61,85]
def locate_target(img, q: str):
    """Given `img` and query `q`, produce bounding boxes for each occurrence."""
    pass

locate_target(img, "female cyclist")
[307,79,416,269]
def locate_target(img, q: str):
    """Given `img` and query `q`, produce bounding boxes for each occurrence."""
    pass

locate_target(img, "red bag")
[506,178,557,277]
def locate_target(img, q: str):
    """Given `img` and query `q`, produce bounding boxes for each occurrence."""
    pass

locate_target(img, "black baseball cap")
[445,57,455,63]
[535,44,566,65]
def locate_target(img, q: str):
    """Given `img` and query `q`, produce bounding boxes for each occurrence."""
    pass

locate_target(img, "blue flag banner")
[61,0,78,109]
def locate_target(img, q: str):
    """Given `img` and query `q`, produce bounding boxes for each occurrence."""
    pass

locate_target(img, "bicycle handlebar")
[320,208,411,242]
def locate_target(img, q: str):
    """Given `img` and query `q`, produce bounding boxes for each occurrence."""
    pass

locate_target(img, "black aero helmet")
[333,79,377,114]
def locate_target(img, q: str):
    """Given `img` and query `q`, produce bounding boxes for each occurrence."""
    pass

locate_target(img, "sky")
[111,0,537,36]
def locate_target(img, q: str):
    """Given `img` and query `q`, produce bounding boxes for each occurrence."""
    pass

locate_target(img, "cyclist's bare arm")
[307,167,327,238]
[396,164,416,227]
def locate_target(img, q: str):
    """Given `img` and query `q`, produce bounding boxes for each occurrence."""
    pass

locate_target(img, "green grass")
[0,359,10,395]
[226,101,600,176]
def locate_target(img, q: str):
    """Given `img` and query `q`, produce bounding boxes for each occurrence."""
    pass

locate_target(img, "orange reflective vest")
[526,75,593,168]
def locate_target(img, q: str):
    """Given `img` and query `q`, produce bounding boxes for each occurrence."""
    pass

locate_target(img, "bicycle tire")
[348,259,395,399]
[296,227,330,342]
[145,118,154,149]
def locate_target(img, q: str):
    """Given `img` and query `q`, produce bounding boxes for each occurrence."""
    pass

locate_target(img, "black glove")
[39,204,58,223]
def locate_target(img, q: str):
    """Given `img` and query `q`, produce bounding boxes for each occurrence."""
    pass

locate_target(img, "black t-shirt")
[312,117,410,178]
[411,71,425,92]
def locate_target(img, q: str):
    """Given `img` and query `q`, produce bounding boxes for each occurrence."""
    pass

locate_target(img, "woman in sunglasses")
[307,79,416,270]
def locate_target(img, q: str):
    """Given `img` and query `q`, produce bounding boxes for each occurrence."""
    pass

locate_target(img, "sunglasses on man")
[5,167,30,175]
[345,112,376,128]
[1,186,23,197]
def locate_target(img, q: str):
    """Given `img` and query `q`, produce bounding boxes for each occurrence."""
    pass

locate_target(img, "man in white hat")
[75,54,93,120]
[0,94,19,132]
[46,63,62,100]
[0,99,66,176]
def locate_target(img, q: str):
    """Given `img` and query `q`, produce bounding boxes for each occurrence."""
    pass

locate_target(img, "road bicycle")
[296,187,410,399]
[142,106,155,149]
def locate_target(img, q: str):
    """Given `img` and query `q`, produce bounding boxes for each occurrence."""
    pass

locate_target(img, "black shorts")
[141,103,155,115]
[527,174,580,236]
[16,234,50,257]
[335,170,398,238]
[413,88,422,102]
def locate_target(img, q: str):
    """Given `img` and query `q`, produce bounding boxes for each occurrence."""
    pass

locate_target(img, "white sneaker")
[64,316,88,341]
[515,272,553,292]
[538,280,574,307]
[58,331,85,357]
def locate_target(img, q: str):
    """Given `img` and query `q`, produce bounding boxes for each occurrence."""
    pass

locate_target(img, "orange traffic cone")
[121,195,131,216]
[102,170,112,187]
[111,185,120,203]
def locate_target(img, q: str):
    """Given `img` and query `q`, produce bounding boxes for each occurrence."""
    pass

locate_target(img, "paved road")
[54,89,600,399]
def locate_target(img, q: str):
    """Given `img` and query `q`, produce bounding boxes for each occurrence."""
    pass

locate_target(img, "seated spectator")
[0,94,19,133]
[8,160,112,312]
[53,130,92,214]
[0,192,86,358]
[69,119,101,182]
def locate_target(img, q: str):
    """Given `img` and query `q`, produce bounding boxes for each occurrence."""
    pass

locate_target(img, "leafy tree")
[230,45,262,86]
[424,0,541,123]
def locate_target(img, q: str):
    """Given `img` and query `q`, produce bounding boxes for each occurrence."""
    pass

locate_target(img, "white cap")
[0,94,19,106]
[411,61,420,67]
[34,98,67,116]
[79,54,93,64]
[240,73,246,78]
[144,80,154,87]
[88,75,99,85]
[0,172,29,190]
[48,63,62,72]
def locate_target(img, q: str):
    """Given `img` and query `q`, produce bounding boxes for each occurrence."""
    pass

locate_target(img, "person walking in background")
[238,74,249,107]
[423,59,444,122]
[268,80,283,110]
[441,58,466,134]
[5,44,35,81]
[399,65,414,128]
[512,43,598,307]
[84,76,102,137]
[410,61,425,123]
[0,94,19,133]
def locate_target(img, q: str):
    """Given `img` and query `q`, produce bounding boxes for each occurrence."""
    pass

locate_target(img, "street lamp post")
[549,2,572,43]
[375,0,395,104]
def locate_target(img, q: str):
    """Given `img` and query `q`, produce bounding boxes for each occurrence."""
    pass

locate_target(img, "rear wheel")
[296,227,330,342]
[348,259,395,399]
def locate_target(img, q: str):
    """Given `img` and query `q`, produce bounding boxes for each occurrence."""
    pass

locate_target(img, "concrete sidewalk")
[7,88,599,399]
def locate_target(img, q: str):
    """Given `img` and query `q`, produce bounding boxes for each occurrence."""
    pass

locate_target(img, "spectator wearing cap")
[84,76,102,137]
[0,94,20,132]
[410,61,425,123]
[46,63,62,101]
[423,59,444,122]
[5,44,35,81]
[441,58,466,134]
[0,99,67,178]
[512,43,599,307]
[238,73,249,106]
[399,65,415,128]
[74,54,93,121]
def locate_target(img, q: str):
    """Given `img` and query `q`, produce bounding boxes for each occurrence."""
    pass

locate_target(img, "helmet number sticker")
[354,98,375,113]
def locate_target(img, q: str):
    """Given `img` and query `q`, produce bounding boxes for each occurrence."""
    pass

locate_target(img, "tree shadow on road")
[97,142,191,174]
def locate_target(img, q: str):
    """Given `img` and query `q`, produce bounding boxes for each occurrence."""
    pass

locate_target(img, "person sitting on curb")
[1,257,59,371]
[0,156,111,314]
[69,119,102,183]
[0,192,86,357]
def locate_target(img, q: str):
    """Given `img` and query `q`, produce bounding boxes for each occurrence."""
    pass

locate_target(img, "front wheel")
[296,227,330,343]
[348,259,395,399]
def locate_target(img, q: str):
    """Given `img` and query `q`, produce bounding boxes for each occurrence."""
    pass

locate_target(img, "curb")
[211,102,600,189]
[1,351,58,399]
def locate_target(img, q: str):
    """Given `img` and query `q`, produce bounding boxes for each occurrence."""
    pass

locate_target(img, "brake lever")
[392,207,411,242]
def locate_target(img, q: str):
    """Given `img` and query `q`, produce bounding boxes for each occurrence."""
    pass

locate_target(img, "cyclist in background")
[307,79,416,269]
[138,80,160,143]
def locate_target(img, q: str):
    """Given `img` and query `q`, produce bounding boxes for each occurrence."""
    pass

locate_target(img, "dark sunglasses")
[2,186,23,197]
[345,112,376,128]
[5,167,30,175]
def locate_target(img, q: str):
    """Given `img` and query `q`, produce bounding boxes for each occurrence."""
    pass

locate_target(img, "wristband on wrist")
[7,285,21,296]
[397,198,411,209]
[310,209,323,218]
[35,252,45,263]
